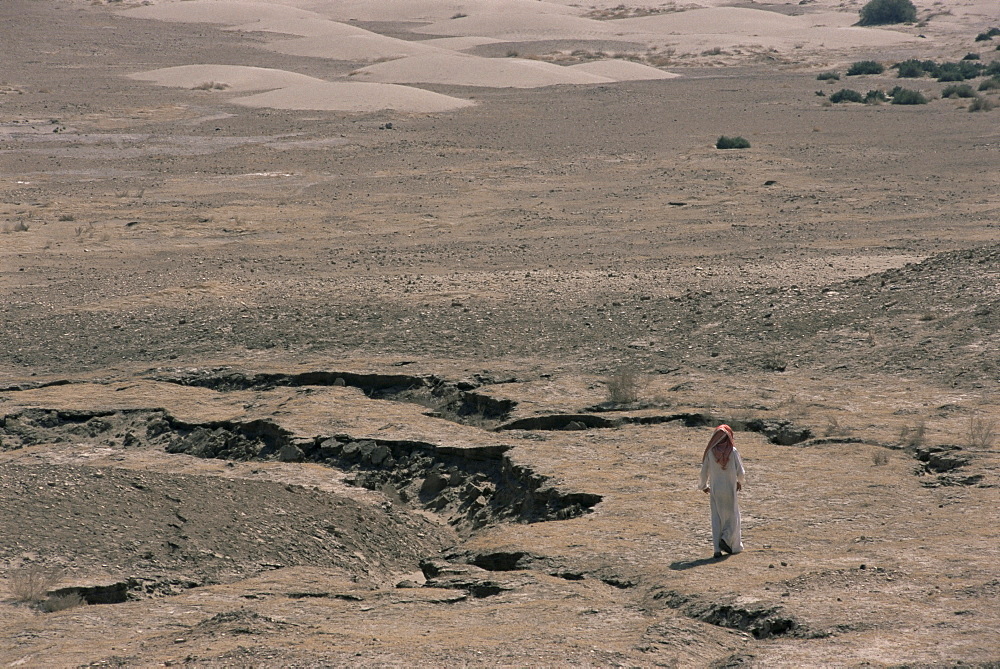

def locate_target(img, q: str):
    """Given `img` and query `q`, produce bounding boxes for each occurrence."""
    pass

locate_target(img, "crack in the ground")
[652,588,802,639]
[148,368,518,427]
[0,407,602,533]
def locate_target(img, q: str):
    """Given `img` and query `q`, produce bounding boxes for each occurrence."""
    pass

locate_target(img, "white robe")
[699,447,745,554]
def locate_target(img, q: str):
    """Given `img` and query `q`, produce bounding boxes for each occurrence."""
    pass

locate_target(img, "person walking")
[699,424,745,558]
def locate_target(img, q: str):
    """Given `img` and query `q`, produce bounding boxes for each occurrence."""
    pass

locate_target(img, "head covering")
[703,424,734,469]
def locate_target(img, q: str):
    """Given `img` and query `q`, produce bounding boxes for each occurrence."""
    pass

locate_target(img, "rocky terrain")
[1,0,998,666]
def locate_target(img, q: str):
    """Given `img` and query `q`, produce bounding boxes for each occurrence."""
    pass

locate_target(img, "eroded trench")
[2,368,971,638]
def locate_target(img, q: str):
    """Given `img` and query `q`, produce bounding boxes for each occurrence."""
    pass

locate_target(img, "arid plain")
[1,0,999,666]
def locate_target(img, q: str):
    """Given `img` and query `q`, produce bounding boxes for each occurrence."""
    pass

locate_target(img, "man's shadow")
[669,554,730,570]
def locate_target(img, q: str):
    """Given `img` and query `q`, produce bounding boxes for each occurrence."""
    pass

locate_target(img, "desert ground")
[1,0,999,666]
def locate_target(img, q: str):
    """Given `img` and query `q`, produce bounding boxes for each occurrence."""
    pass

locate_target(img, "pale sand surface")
[122,0,328,25]
[229,81,476,112]
[350,53,614,88]
[422,36,505,51]
[128,65,325,93]
[262,32,450,61]
[289,0,582,22]
[119,0,962,111]
[568,59,683,81]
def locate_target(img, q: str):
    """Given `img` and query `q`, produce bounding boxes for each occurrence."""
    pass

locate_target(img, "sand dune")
[568,60,682,81]
[287,0,581,23]
[414,12,621,42]
[122,0,327,26]
[231,81,476,113]
[422,36,505,52]
[119,0,933,112]
[129,64,475,113]
[614,8,921,49]
[351,53,613,88]
[263,33,449,62]
[128,65,325,92]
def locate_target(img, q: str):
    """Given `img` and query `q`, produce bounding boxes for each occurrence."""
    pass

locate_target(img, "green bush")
[865,89,888,103]
[968,96,995,112]
[847,60,885,75]
[935,60,985,81]
[894,59,926,78]
[985,61,1000,76]
[942,84,977,98]
[830,88,864,103]
[716,135,751,149]
[961,53,981,60]
[858,0,917,25]
[890,88,928,104]
[978,77,1000,91]
[817,71,840,81]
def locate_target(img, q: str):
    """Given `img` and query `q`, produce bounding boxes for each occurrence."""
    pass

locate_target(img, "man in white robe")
[699,424,745,558]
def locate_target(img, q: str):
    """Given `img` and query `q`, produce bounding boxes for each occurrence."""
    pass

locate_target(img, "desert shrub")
[985,61,1000,76]
[816,71,840,80]
[191,81,228,91]
[758,350,787,372]
[872,450,889,466]
[716,135,750,149]
[890,88,928,104]
[978,77,1000,91]
[865,89,888,103]
[40,592,86,613]
[935,60,985,81]
[605,368,644,404]
[858,0,916,25]
[894,59,926,77]
[967,415,996,448]
[899,420,926,448]
[975,28,999,41]
[968,96,995,111]
[847,60,885,75]
[942,83,977,98]
[9,566,63,604]
[829,88,864,103]
[961,53,980,60]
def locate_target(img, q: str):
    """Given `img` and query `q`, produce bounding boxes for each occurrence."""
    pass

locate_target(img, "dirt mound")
[0,459,449,593]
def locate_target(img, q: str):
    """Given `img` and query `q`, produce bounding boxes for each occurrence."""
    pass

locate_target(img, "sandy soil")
[1,0,998,666]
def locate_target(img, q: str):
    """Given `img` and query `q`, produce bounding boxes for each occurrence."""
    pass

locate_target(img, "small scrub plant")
[858,0,917,26]
[975,28,1000,41]
[961,52,980,60]
[899,420,926,448]
[872,450,890,466]
[817,71,840,81]
[935,60,985,81]
[191,81,229,91]
[968,96,995,112]
[9,565,63,604]
[716,135,750,149]
[942,83,977,98]
[605,368,644,404]
[829,88,864,103]
[979,77,1000,91]
[865,89,888,103]
[40,592,86,613]
[967,414,996,448]
[847,60,885,75]
[890,87,928,104]
[894,59,927,78]
[758,350,787,372]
